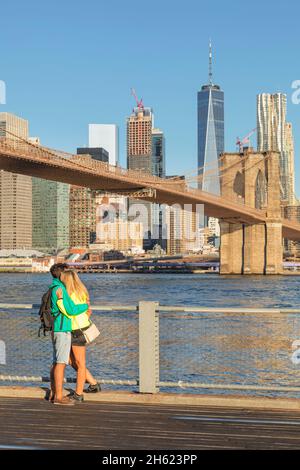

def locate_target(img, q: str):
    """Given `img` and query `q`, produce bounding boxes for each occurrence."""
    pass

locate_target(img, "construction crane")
[236,128,257,153]
[131,88,144,111]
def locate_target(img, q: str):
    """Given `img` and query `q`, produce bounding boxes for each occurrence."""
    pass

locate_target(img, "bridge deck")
[1,395,300,449]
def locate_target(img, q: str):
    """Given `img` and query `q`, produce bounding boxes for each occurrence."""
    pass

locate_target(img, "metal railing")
[1,302,300,396]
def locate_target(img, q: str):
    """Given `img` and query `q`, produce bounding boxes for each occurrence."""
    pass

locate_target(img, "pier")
[2,391,300,449]
[2,301,300,449]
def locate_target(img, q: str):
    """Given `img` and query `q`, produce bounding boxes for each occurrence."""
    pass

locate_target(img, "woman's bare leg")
[70,348,97,386]
[71,345,86,395]
[85,368,97,386]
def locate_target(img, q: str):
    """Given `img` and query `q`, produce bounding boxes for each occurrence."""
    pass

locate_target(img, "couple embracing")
[49,263,101,405]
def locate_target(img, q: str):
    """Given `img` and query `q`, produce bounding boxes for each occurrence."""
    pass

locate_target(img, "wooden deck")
[1,396,300,449]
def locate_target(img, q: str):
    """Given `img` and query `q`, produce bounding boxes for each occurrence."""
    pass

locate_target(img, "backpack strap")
[38,286,59,337]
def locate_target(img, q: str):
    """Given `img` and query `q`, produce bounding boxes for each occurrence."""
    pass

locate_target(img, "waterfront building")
[166,206,181,255]
[69,186,96,249]
[0,112,32,249]
[70,145,118,249]
[0,249,52,272]
[76,147,109,163]
[93,192,128,253]
[164,177,201,255]
[94,194,141,252]
[95,219,143,253]
[95,193,127,222]
[165,205,201,255]
[257,93,295,203]
[284,205,300,257]
[88,124,119,166]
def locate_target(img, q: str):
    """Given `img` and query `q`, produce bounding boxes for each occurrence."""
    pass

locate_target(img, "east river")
[1,272,300,397]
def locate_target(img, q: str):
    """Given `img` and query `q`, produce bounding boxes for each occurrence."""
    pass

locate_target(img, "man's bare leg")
[49,364,55,400]
[53,363,66,401]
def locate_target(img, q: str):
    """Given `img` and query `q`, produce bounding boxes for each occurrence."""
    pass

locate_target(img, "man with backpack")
[48,263,89,405]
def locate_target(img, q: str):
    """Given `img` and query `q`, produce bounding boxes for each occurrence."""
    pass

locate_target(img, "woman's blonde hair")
[60,270,89,303]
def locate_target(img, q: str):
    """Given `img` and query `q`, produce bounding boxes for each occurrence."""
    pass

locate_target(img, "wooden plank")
[1,398,300,449]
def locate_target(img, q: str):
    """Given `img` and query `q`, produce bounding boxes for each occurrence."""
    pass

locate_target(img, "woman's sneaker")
[85,383,101,393]
[68,391,84,403]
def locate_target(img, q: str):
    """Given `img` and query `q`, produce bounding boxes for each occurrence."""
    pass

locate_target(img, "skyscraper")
[127,107,153,172]
[76,147,109,163]
[69,186,96,248]
[32,178,70,252]
[127,105,166,249]
[127,105,154,249]
[30,137,69,253]
[152,128,165,178]
[257,93,294,202]
[285,122,295,205]
[151,128,166,247]
[69,146,111,249]
[88,124,119,166]
[197,42,224,195]
[0,113,32,249]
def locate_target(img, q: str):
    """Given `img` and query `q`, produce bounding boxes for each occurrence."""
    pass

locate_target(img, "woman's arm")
[87,296,92,318]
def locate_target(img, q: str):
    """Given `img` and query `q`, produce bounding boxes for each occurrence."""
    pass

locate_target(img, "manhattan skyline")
[0,0,299,195]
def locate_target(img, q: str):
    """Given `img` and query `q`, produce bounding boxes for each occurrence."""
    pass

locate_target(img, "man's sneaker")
[68,391,84,403]
[85,382,101,393]
[53,397,75,406]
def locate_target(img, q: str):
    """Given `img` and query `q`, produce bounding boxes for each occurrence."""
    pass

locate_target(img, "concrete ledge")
[1,386,300,411]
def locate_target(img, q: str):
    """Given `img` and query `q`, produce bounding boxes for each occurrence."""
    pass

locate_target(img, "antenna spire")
[209,39,213,86]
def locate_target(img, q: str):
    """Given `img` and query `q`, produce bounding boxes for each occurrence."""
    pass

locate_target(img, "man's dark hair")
[50,263,68,278]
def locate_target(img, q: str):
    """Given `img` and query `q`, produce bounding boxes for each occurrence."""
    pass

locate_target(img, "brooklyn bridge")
[0,133,300,275]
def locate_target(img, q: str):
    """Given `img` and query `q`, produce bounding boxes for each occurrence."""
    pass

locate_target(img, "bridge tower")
[219,149,283,274]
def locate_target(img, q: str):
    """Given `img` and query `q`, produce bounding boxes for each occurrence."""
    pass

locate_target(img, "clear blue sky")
[1,0,300,195]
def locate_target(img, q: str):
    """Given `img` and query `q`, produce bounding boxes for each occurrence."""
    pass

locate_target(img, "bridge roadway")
[1,394,300,449]
[0,138,300,240]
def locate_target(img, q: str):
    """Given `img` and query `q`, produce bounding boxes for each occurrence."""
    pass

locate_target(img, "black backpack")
[38,287,59,336]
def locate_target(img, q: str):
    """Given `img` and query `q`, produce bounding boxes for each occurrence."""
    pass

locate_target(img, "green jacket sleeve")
[55,287,88,317]
[69,301,89,316]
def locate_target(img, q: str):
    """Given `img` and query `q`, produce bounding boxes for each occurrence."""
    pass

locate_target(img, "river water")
[1,272,300,397]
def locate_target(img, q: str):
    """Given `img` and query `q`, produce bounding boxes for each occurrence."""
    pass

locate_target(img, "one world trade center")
[197,42,224,196]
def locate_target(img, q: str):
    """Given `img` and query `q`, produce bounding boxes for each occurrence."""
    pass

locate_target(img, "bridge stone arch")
[233,171,245,202]
[255,169,267,210]
[219,149,282,275]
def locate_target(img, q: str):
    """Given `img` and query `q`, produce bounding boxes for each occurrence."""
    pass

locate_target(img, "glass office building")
[197,84,224,195]
[32,179,69,253]
[77,147,109,163]
[151,128,166,248]
[152,128,166,178]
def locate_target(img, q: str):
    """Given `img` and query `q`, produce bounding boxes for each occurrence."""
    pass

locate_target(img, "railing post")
[138,301,159,394]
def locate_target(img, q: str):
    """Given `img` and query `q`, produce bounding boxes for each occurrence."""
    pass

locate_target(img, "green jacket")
[50,278,88,333]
